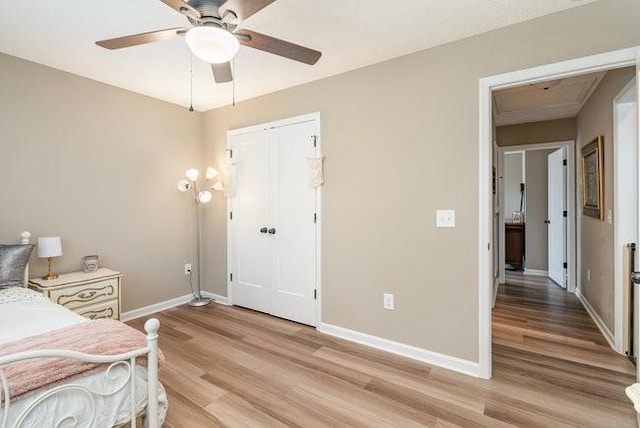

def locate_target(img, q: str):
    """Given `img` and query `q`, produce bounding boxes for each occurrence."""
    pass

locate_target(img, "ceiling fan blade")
[235,29,321,65]
[211,62,233,83]
[158,0,201,18]
[96,28,187,50]
[220,0,276,22]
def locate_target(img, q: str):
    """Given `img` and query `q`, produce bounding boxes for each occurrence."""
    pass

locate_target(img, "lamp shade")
[185,168,200,182]
[198,190,213,203]
[185,26,239,64]
[206,166,219,180]
[37,237,62,258]
[177,178,192,192]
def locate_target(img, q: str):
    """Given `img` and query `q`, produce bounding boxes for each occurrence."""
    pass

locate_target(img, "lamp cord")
[188,269,197,299]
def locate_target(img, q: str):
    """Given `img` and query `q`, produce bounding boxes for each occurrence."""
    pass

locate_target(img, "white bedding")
[0,287,166,427]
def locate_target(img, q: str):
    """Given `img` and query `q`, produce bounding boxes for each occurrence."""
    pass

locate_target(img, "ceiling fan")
[96,0,322,83]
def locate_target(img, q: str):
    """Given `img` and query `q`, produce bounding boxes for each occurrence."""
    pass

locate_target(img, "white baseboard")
[121,291,230,321]
[575,288,616,350]
[523,268,549,277]
[317,322,480,378]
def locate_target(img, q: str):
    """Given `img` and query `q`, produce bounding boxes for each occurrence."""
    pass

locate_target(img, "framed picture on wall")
[581,136,604,220]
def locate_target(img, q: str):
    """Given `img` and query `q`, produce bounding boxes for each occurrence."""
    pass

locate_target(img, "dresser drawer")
[50,278,119,309]
[75,299,119,320]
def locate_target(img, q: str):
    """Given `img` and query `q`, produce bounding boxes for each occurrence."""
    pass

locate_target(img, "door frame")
[226,112,323,327]
[497,141,576,292]
[478,46,640,380]
[613,76,638,354]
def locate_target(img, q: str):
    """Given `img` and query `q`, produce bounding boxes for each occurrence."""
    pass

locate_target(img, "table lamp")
[37,236,62,280]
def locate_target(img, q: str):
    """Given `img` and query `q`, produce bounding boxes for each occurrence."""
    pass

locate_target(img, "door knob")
[632,272,640,284]
[260,227,268,234]
[268,228,276,235]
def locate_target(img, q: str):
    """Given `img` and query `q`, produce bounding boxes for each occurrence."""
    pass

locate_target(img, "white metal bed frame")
[0,232,161,428]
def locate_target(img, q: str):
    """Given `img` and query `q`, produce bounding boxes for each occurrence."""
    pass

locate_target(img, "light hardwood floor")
[127,275,637,427]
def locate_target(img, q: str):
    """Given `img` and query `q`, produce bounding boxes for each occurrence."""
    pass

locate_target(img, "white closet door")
[270,121,317,326]
[229,118,318,327]
[231,130,272,313]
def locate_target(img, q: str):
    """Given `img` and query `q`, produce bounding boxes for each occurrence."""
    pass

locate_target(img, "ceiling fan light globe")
[185,26,239,64]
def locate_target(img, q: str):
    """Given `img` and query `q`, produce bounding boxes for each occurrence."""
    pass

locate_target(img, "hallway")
[492,272,637,426]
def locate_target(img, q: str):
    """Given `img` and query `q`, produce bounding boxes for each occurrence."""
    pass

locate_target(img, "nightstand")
[29,268,122,320]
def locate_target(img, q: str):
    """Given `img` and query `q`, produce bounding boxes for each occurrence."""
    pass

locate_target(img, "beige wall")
[497,118,577,147]
[200,0,640,362]
[577,66,636,331]
[525,149,555,272]
[0,53,203,312]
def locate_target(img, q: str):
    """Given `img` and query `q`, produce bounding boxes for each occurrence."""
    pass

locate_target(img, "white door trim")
[226,112,323,327]
[613,77,638,354]
[497,141,576,292]
[478,46,640,380]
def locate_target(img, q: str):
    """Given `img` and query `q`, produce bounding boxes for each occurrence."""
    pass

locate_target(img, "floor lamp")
[177,167,224,307]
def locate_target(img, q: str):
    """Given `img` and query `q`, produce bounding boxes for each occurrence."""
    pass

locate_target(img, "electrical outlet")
[383,293,395,310]
[184,263,192,276]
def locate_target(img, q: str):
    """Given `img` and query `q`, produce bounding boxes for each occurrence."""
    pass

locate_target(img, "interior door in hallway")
[548,148,566,287]
[230,119,318,326]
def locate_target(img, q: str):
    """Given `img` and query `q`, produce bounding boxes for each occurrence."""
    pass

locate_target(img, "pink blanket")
[0,319,164,402]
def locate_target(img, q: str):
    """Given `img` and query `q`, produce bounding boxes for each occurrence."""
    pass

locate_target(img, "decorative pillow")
[0,244,35,288]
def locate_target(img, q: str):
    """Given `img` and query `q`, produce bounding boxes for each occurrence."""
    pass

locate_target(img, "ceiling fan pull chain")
[189,52,194,112]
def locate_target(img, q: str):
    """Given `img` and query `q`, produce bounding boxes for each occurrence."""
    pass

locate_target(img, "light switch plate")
[383,293,395,310]
[436,209,456,228]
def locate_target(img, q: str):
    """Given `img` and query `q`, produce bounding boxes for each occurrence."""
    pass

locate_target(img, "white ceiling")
[0,0,597,111]
[493,70,606,126]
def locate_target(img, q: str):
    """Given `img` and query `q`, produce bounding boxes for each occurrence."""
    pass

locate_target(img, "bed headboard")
[20,231,31,286]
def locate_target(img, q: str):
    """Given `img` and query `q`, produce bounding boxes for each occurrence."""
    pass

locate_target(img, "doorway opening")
[478,46,640,380]
[497,142,576,293]
[614,76,639,362]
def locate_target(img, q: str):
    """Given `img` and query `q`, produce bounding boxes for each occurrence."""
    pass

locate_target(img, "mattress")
[0,287,166,427]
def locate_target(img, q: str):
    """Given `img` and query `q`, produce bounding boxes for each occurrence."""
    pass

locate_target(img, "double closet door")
[229,118,318,326]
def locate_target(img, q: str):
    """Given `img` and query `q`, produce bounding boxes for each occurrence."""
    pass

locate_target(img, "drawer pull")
[78,290,97,299]
[56,285,115,306]
[84,307,114,320]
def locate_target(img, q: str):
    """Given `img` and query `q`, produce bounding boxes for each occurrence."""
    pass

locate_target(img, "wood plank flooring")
[127,275,637,427]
